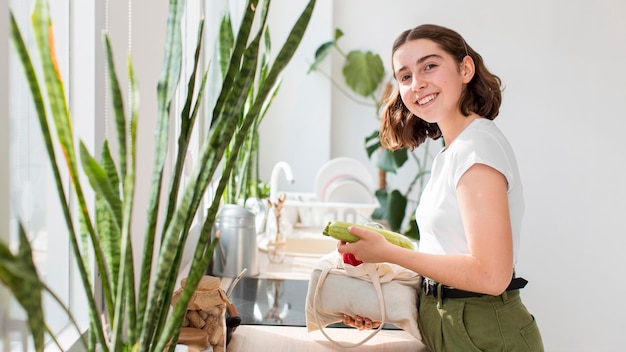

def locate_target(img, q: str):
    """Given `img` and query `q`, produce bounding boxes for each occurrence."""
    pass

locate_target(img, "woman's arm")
[337,163,514,295]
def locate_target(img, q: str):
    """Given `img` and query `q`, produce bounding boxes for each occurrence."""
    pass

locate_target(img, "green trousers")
[417,289,544,352]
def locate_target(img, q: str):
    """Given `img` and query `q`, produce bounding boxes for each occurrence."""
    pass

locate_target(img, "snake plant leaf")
[33,3,114,329]
[147,53,209,345]
[138,0,187,323]
[0,225,45,352]
[121,53,140,344]
[80,142,123,228]
[140,2,261,346]
[146,13,267,346]
[11,7,110,349]
[96,141,122,295]
[135,0,189,339]
[163,19,207,233]
[212,0,260,126]
[103,34,128,180]
[219,15,234,77]
[156,0,317,350]
[100,141,122,191]
[179,18,205,137]
[96,191,120,287]
[10,0,317,350]
[79,140,129,342]
[343,50,385,98]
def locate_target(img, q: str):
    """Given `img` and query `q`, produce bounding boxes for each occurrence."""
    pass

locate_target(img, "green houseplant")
[220,13,277,205]
[308,28,438,240]
[1,0,316,351]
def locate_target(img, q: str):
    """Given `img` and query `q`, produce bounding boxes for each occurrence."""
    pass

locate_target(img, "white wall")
[259,0,626,351]
[259,0,334,195]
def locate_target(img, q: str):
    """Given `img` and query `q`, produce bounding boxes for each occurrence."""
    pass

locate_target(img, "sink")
[282,237,337,256]
[258,228,337,257]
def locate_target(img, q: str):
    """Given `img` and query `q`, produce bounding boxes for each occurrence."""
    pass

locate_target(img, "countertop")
[176,229,428,351]
[220,245,428,351]
[227,325,426,351]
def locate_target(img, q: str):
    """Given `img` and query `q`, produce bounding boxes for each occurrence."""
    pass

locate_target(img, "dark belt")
[421,277,528,299]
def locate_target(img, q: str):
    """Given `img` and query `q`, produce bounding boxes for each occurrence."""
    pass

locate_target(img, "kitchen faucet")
[269,161,294,203]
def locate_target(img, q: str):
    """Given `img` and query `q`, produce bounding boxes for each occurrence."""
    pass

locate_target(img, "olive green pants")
[417,289,544,352]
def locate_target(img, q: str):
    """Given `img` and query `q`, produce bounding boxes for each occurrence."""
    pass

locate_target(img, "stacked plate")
[314,157,375,204]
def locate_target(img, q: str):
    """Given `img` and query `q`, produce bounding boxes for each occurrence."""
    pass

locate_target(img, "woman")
[337,24,544,351]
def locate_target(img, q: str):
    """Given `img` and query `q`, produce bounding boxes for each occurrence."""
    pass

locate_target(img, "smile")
[417,93,438,106]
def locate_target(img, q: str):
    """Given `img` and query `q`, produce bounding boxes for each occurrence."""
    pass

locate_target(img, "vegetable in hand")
[322,221,414,250]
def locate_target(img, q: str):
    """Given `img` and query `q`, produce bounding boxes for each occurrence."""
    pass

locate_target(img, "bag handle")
[312,261,386,348]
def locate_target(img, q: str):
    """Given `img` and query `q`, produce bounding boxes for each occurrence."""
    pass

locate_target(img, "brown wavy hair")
[380,24,503,150]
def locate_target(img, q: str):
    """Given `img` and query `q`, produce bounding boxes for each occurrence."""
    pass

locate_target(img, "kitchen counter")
[227,325,426,351]
[220,247,428,351]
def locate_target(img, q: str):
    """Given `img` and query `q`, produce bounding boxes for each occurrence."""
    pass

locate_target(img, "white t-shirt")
[415,118,524,264]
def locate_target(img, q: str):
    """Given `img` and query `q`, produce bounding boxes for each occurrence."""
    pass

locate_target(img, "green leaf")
[364,130,381,158]
[212,0,260,126]
[377,148,409,173]
[342,50,385,97]
[96,141,122,301]
[307,40,335,73]
[334,28,344,41]
[387,189,408,232]
[371,189,389,220]
[218,15,234,77]
[11,6,109,349]
[80,142,123,227]
[103,34,128,179]
[371,189,407,232]
[0,225,45,352]
[403,213,420,241]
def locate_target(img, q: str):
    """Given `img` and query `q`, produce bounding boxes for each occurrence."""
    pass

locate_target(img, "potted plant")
[308,28,439,240]
[1,0,316,351]
[220,12,275,206]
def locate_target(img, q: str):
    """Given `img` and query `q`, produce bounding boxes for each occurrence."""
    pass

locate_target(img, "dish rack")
[282,192,379,228]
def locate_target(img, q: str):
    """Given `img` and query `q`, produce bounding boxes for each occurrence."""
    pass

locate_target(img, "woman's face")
[392,38,471,124]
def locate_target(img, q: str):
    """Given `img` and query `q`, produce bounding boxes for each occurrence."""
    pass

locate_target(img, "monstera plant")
[308,28,438,239]
[1,0,316,351]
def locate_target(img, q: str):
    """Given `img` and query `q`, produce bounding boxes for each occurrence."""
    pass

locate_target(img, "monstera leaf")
[343,50,385,98]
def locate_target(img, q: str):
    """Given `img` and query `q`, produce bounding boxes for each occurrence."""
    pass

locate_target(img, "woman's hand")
[343,314,381,330]
[336,225,393,264]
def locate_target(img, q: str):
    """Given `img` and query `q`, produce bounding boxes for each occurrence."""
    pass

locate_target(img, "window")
[1,0,231,350]
[4,0,88,350]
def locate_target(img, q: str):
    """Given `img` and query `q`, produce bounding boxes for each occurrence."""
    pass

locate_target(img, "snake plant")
[2,0,316,351]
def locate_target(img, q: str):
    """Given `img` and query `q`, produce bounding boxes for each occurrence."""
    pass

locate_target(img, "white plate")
[324,177,373,203]
[314,157,375,203]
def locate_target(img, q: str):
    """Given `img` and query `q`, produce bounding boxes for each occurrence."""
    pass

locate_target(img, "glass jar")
[265,207,291,264]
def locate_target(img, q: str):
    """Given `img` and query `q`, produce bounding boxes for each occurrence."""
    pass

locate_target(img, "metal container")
[211,204,259,278]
